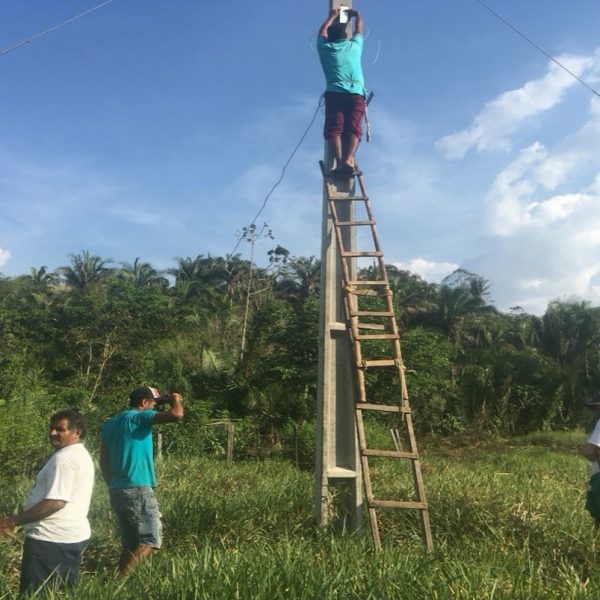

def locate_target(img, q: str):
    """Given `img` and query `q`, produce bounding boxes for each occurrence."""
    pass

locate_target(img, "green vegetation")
[2,250,600,457]
[2,251,600,595]
[1,433,599,598]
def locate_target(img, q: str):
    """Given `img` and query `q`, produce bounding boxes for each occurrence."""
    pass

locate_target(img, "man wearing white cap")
[100,386,184,577]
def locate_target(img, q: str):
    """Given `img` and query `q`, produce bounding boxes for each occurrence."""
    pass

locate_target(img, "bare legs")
[343,134,360,168]
[331,135,343,166]
[118,544,154,578]
[330,134,360,171]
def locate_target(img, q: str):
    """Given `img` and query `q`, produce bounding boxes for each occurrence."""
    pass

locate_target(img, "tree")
[119,258,169,288]
[275,255,321,302]
[385,266,437,327]
[415,270,497,342]
[19,266,59,291]
[58,251,113,289]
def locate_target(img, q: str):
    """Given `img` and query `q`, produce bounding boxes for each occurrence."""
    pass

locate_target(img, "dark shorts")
[324,92,365,140]
[20,536,88,594]
[109,486,162,551]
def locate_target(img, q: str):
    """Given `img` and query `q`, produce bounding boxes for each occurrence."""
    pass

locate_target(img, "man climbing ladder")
[317,7,366,175]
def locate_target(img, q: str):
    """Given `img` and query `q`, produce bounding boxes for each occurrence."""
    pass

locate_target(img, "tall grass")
[1,432,600,598]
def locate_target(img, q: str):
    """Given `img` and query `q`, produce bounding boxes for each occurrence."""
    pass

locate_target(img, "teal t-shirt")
[102,409,157,489]
[317,34,365,95]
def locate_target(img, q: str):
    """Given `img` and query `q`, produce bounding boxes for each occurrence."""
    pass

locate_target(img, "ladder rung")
[327,467,358,479]
[341,251,384,258]
[336,220,375,226]
[354,311,394,317]
[329,193,369,201]
[363,449,418,459]
[356,323,387,330]
[370,500,428,510]
[347,280,388,286]
[356,403,411,413]
[347,289,390,297]
[361,359,399,368]
[356,333,399,340]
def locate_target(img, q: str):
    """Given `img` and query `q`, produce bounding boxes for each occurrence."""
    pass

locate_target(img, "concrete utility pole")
[314,0,362,530]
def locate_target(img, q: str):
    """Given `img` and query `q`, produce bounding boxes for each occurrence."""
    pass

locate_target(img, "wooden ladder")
[320,161,433,551]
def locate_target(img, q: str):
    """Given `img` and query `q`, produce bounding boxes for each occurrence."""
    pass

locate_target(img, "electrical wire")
[372,40,381,65]
[0,0,116,57]
[477,0,600,98]
[225,94,325,261]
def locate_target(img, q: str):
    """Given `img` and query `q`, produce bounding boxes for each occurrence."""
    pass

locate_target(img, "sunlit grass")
[2,432,600,598]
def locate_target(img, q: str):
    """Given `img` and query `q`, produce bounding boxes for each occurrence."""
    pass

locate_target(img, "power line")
[0,0,116,58]
[226,95,325,261]
[477,0,600,99]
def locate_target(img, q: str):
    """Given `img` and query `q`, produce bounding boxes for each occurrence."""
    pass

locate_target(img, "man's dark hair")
[327,23,347,42]
[50,409,86,440]
[129,385,156,408]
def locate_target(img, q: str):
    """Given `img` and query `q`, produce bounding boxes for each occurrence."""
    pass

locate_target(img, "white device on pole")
[339,5,348,23]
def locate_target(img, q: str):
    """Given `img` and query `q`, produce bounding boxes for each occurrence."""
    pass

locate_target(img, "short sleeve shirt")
[102,409,157,488]
[23,443,95,543]
[317,34,365,95]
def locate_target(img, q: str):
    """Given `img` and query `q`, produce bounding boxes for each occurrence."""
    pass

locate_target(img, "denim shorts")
[109,487,162,550]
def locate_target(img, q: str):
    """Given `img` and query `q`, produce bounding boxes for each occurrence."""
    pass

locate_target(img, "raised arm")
[318,8,340,38]
[153,392,184,425]
[350,9,363,35]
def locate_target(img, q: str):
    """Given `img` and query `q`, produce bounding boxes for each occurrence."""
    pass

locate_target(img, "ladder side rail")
[328,198,356,285]
[355,409,382,551]
[356,172,369,201]
[405,415,434,551]
[336,218,381,548]
[370,221,387,256]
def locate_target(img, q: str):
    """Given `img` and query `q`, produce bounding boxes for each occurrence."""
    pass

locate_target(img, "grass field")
[1,430,600,599]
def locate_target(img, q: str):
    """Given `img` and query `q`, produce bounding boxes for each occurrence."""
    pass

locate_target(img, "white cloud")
[473,93,600,313]
[393,257,459,283]
[520,278,544,290]
[532,150,582,191]
[486,92,600,238]
[0,248,12,267]
[435,55,594,159]
[486,142,547,236]
[527,193,590,225]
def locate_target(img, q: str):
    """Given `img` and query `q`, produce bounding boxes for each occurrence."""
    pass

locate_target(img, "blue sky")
[2,1,600,314]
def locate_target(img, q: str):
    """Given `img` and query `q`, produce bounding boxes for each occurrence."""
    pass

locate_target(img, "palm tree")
[58,251,113,289]
[168,255,206,283]
[276,256,321,301]
[383,266,437,326]
[222,254,252,304]
[28,266,58,290]
[419,269,497,342]
[119,258,168,287]
[168,255,207,300]
[532,300,600,368]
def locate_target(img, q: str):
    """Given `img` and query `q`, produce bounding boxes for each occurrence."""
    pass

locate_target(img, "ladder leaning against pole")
[319,160,433,551]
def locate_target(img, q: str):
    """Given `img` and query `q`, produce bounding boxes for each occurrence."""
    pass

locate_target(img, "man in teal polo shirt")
[100,386,184,578]
[317,7,366,174]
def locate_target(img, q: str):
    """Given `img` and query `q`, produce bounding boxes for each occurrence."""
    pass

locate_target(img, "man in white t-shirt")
[0,409,95,594]
[581,393,600,523]
[581,393,600,469]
